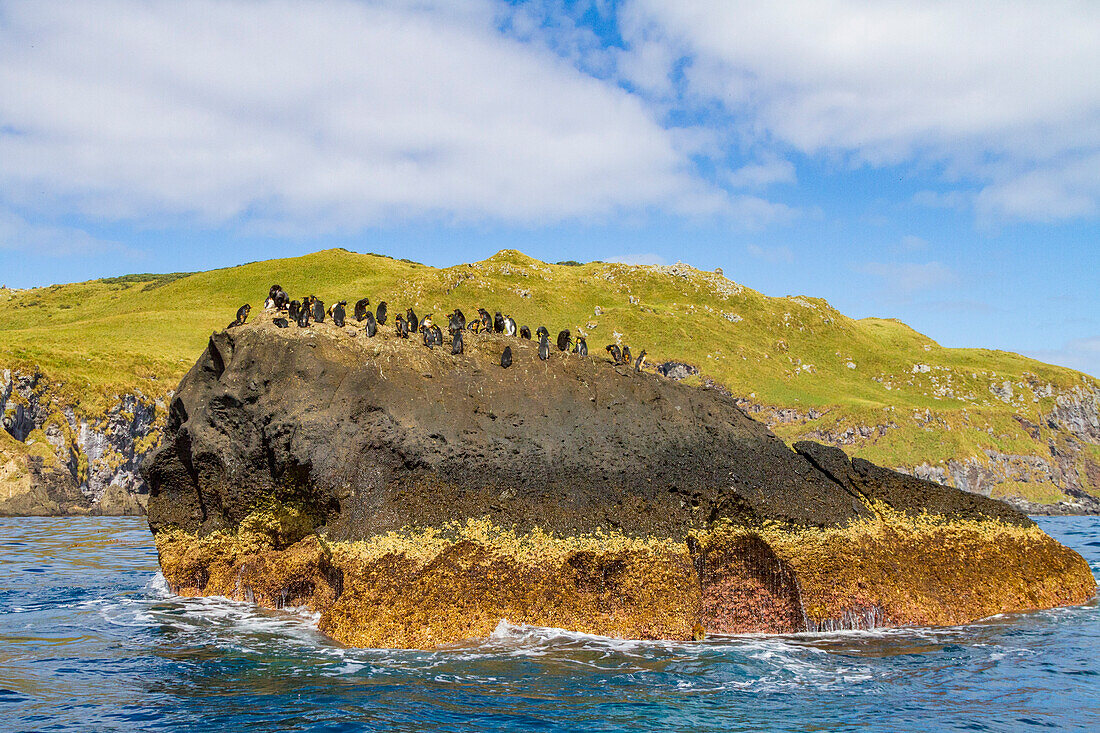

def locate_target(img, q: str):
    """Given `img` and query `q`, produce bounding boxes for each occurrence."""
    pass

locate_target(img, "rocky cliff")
[0,369,162,515]
[143,315,1096,648]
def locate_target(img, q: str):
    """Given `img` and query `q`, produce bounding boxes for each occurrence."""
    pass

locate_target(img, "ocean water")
[1,517,1098,732]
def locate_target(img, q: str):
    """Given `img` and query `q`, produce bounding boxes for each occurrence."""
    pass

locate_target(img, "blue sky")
[1,0,1098,376]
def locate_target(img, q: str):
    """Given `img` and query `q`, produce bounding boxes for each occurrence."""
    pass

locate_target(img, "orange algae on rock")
[321,520,700,648]
[755,509,1096,630]
[152,509,1095,649]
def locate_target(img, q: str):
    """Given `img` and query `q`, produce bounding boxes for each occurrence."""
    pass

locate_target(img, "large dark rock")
[144,319,1028,540]
[144,317,1096,647]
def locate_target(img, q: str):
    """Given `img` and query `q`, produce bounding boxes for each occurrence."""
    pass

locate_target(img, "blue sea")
[1,516,1098,732]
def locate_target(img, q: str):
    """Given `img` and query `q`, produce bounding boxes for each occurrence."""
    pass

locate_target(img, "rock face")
[0,369,160,516]
[144,316,1096,648]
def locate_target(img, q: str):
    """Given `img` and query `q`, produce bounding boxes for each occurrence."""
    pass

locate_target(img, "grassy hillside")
[2,248,1098,506]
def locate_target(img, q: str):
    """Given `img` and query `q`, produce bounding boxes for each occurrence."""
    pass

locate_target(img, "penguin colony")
[234,284,649,370]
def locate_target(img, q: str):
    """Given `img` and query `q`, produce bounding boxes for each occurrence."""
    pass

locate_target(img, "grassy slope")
[1,249,1096,503]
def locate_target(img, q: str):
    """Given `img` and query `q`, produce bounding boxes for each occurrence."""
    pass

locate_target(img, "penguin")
[376,301,388,326]
[448,310,463,336]
[230,303,250,328]
[556,329,571,352]
[467,319,482,334]
[478,308,492,331]
[621,345,632,365]
[605,344,622,363]
[634,349,647,372]
[519,325,531,340]
[503,316,517,337]
[406,308,419,333]
[332,301,347,328]
[431,324,444,347]
[574,336,588,357]
[297,305,311,328]
[273,317,289,328]
[272,285,289,310]
[354,298,370,322]
[421,313,434,330]
[312,297,325,323]
[501,346,512,369]
[422,325,434,349]
[363,311,377,337]
[395,313,407,338]
[288,300,301,322]
[538,333,550,361]
[494,312,505,333]
[451,329,464,355]
[536,326,549,341]
[264,296,276,310]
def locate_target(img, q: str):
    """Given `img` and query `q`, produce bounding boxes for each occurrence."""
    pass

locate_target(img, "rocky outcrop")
[0,368,164,516]
[144,316,1096,648]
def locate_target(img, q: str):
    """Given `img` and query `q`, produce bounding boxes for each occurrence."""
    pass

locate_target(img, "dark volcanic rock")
[145,320,1026,539]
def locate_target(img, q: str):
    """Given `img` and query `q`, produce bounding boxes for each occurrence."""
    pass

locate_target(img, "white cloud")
[0,209,131,257]
[0,0,745,232]
[746,243,794,264]
[621,0,1100,222]
[1028,336,1100,378]
[857,261,958,295]
[726,158,796,189]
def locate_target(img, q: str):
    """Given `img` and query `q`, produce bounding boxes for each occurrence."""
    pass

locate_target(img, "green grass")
[1,248,1096,503]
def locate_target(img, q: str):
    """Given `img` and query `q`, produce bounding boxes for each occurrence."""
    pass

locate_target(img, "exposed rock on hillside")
[145,316,1095,648]
[0,368,159,515]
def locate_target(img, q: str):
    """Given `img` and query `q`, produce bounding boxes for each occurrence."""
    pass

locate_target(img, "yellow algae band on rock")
[144,322,1096,648]
[154,509,1096,649]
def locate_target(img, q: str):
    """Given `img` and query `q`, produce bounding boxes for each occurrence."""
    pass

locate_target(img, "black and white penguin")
[467,319,482,334]
[538,333,550,361]
[422,324,434,349]
[376,301,388,326]
[503,316,517,337]
[332,301,347,327]
[354,298,370,322]
[431,324,444,346]
[556,329,571,352]
[501,346,512,368]
[273,317,289,328]
[574,336,588,357]
[297,304,311,328]
[451,329,464,355]
[363,311,377,337]
[312,298,325,323]
[605,344,622,363]
[494,312,505,333]
[230,303,250,328]
[272,285,289,310]
[288,300,301,322]
[634,349,647,372]
[519,325,531,340]
[478,308,492,331]
[406,308,419,333]
[264,296,276,310]
[536,326,549,341]
[421,313,434,331]
[621,345,632,365]
[395,313,407,338]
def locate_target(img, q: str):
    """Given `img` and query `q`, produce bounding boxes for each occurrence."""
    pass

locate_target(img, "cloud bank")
[620,0,1100,222]
[0,0,724,232]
